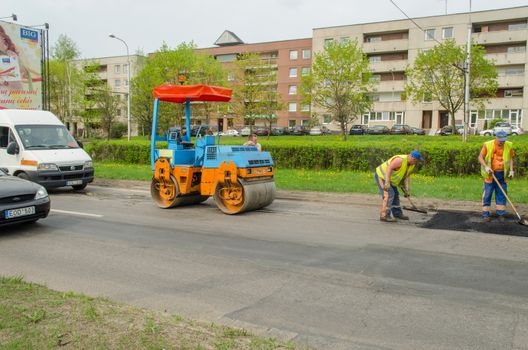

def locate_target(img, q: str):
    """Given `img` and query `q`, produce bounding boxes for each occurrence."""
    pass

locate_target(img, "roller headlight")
[34,186,48,200]
[38,163,58,171]
[84,161,93,169]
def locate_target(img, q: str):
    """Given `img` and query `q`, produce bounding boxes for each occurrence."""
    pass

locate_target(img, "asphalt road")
[2,184,528,350]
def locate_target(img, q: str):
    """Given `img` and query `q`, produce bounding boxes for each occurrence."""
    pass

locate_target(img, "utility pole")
[463,0,472,142]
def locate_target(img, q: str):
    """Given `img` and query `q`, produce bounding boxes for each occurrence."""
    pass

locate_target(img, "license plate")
[5,206,35,219]
[67,180,82,186]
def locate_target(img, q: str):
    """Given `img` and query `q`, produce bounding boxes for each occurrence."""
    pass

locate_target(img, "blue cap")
[410,150,424,161]
[495,130,507,141]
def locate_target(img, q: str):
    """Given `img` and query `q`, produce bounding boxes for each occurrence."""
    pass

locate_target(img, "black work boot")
[380,216,396,222]
[482,217,490,223]
[394,214,409,220]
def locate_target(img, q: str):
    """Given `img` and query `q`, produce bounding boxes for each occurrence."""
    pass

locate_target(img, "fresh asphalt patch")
[420,210,528,236]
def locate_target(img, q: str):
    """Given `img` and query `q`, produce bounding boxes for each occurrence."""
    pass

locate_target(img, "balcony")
[485,97,524,109]
[362,39,409,54]
[473,29,528,45]
[372,101,407,110]
[497,75,525,87]
[369,60,408,73]
[485,52,526,66]
[375,80,406,91]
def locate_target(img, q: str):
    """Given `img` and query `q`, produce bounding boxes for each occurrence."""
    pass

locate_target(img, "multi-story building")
[196,31,312,130]
[312,6,528,131]
[71,54,145,136]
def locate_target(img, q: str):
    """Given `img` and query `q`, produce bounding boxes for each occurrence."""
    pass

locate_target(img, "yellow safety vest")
[481,139,512,179]
[376,155,415,187]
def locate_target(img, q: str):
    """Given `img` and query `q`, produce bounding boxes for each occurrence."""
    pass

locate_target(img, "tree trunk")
[340,121,347,141]
[450,110,458,135]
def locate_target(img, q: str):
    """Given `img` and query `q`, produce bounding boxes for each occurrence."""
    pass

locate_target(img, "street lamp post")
[109,34,131,141]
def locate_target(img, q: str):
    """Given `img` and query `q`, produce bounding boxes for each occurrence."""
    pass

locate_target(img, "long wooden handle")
[491,172,522,220]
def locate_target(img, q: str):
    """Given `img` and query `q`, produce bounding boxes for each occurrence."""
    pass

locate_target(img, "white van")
[0,109,94,190]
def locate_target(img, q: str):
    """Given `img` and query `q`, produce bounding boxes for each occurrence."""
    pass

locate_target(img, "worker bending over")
[478,130,514,222]
[375,150,423,222]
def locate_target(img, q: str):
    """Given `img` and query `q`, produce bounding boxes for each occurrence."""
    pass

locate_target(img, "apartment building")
[71,54,145,136]
[197,31,312,129]
[312,6,528,131]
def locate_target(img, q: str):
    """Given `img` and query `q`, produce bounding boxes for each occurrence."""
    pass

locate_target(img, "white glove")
[509,170,514,178]
[484,166,492,174]
[384,181,391,190]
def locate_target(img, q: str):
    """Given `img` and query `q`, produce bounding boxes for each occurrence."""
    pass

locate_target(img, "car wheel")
[484,132,491,136]
[72,183,88,191]
[16,172,30,181]
[512,132,518,136]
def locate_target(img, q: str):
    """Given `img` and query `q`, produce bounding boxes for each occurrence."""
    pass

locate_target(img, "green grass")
[94,162,528,204]
[0,276,302,350]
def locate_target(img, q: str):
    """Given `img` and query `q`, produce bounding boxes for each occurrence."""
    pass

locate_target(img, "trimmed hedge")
[85,139,528,176]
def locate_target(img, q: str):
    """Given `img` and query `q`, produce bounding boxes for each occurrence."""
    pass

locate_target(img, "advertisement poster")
[0,20,42,110]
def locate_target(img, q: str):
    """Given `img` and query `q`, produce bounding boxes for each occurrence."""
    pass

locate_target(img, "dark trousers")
[482,171,507,217]
[375,173,403,218]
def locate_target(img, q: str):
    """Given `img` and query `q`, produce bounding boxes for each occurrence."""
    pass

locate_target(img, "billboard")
[0,21,42,110]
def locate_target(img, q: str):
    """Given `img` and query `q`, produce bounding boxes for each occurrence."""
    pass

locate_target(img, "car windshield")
[15,125,79,150]
[0,169,5,176]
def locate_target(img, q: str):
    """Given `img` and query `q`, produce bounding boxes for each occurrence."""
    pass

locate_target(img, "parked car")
[410,127,426,135]
[512,125,524,135]
[390,124,413,135]
[272,127,290,136]
[220,129,239,137]
[437,125,464,136]
[493,122,513,135]
[255,128,271,136]
[349,124,367,135]
[366,125,390,135]
[0,168,50,226]
[291,125,310,135]
[240,127,251,137]
[479,129,494,136]
[309,126,323,136]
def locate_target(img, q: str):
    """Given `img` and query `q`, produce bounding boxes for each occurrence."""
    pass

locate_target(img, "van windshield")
[15,125,79,150]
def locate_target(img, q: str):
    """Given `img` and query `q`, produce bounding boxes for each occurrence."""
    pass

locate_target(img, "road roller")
[150,84,275,214]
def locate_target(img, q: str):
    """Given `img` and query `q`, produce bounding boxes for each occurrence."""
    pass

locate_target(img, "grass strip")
[0,276,299,350]
[94,162,528,204]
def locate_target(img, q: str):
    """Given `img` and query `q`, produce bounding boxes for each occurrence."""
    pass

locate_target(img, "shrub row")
[86,140,528,176]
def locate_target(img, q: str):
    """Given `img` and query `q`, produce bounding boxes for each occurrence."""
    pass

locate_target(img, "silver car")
[493,122,513,135]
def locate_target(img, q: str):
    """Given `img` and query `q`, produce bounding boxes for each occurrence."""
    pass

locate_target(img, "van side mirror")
[76,139,84,149]
[6,142,19,155]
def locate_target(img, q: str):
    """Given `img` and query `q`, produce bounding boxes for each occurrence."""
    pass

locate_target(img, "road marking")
[51,209,103,218]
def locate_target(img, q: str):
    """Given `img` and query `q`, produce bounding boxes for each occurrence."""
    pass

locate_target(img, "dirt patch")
[421,210,528,237]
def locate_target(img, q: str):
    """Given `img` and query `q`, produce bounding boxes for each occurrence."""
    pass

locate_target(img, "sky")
[2,0,528,59]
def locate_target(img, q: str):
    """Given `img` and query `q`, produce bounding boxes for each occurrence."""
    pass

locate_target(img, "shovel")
[403,195,428,214]
[491,172,528,226]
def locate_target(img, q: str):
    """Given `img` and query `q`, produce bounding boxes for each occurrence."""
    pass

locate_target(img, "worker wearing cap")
[375,150,424,222]
[478,130,514,222]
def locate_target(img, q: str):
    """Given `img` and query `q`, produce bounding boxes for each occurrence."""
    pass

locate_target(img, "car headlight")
[34,186,48,200]
[84,161,93,169]
[38,163,58,171]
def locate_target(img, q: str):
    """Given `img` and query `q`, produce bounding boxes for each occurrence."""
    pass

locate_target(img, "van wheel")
[16,172,30,181]
[72,183,88,191]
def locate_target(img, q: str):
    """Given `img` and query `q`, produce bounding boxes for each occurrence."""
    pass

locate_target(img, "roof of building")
[214,30,245,46]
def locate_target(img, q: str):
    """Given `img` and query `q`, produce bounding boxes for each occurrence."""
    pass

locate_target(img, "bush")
[110,122,128,139]
[86,137,528,176]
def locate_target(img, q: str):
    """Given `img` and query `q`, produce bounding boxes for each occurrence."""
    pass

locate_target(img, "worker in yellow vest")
[375,150,424,222]
[478,130,514,222]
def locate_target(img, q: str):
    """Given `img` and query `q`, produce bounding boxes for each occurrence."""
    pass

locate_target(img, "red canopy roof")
[153,84,232,103]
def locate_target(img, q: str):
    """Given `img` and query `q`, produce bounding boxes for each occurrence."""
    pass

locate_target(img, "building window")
[366,36,381,43]
[323,114,332,124]
[424,29,435,41]
[509,22,527,31]
[116,109,122,116]
[216,54,237,62]
[324,38,334,47]
[362,113,369,124]
[369,74,381,82]
[339,37,349,44]
[288,120,296,127]
[507,46,526,54]
[484,109,523,126]
[505,66,524,75]
[289,68,297,78]
[369,56,381,63]
[123,64,128,74]
[124,79,129,86]
[369,94,380,102]
[504,89,523,97]
[288,102,297,112]
[290,50,298,60]
[288,85,297,95]
[301,104,310,112]
[302,49,311,59]
[302,119,309,126]
[227,72,234,81]
[301,67,310,76]
[364,111,405,123]
[115,79,121,87]
[114,65,120,74]
[442,27,453,39]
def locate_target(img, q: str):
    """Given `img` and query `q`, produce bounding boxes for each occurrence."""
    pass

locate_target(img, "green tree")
[405,39,498,134]
[131,42,225,136]
[49,35,82,123]
[301,40,374,141]
[230,53,280,132]
[77,61,103,138]
[93,85,122,140]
